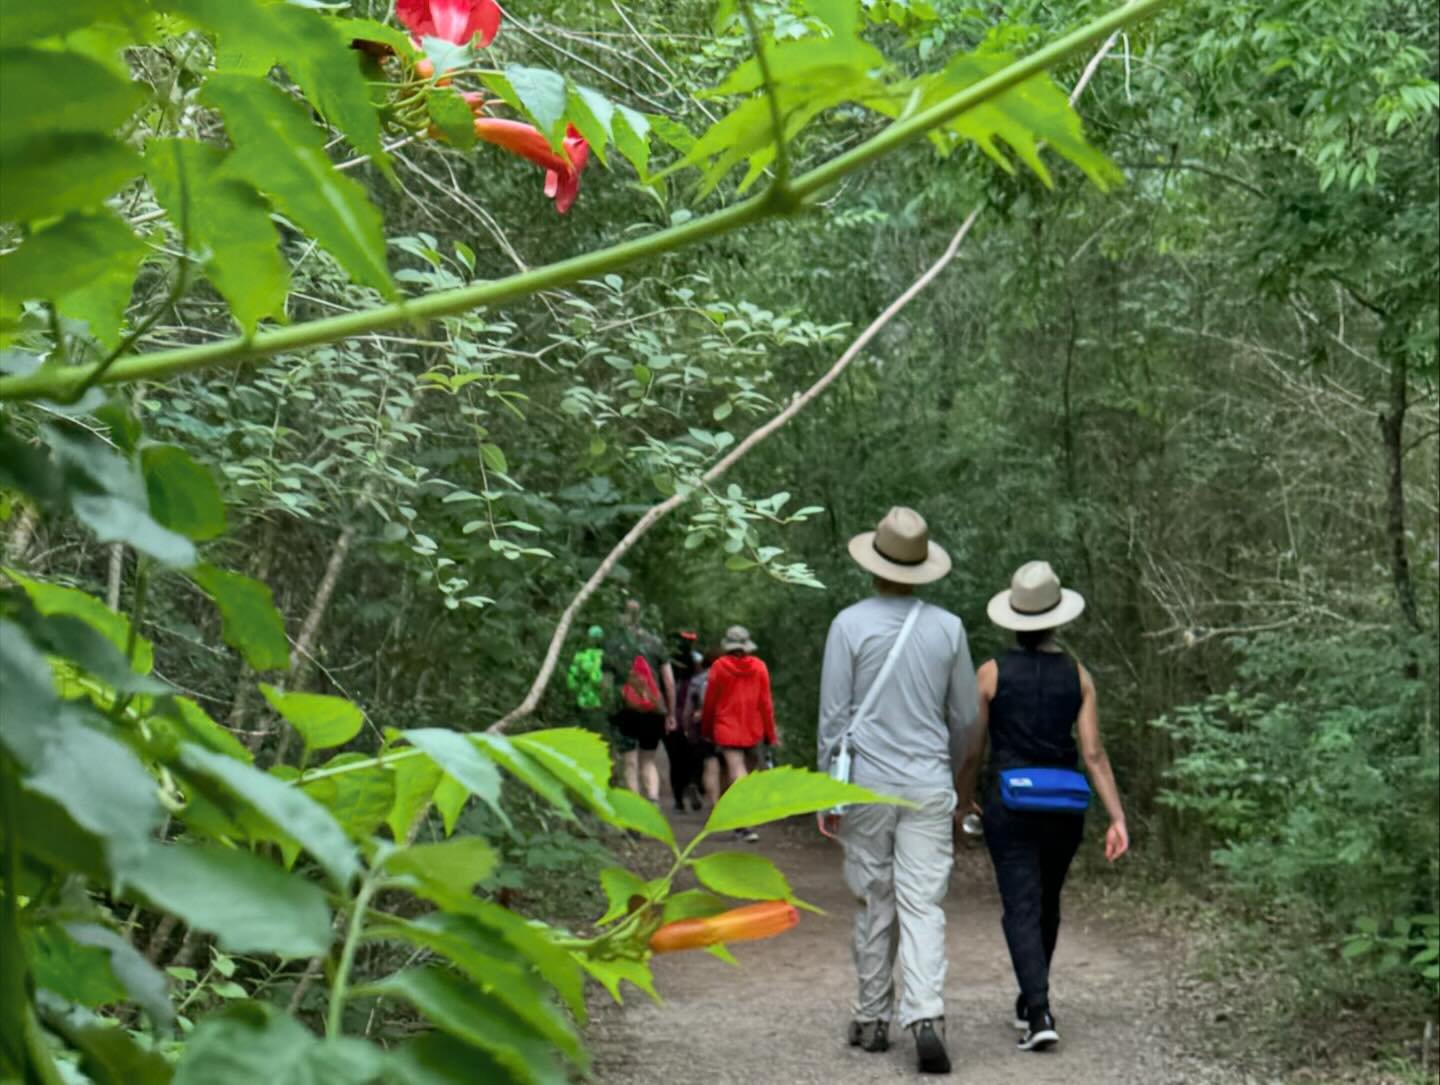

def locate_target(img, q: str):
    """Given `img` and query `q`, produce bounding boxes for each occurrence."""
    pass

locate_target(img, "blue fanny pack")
[998,767,1091,813]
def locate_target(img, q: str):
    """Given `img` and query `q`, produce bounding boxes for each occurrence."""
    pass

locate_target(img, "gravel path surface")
[589,813,1246,1084]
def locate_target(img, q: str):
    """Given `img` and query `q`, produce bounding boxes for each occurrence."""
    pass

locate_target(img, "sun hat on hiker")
[721,625,756,653]
[986,560,1086,632]
[847,506,952,585]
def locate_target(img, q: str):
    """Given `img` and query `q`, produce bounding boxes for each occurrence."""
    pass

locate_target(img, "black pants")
[662,730,696,806]
[982,796,1084,1014]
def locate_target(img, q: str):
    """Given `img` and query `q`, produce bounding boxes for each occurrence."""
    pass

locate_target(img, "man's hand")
[1104,819,1129,863]
[664,714,678,734]
[817,812,842,841]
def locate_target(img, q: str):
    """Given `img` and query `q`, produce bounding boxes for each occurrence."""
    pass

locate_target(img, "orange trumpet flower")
[649,901,799,955]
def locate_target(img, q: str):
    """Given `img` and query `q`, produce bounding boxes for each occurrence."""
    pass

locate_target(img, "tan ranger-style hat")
[847,506,952,585]
[987,560,1086,631]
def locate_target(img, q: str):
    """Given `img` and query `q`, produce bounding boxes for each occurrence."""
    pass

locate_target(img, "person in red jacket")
[702,625,778,842]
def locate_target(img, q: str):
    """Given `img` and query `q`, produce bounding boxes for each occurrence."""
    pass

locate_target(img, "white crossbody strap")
[849,599,924,737]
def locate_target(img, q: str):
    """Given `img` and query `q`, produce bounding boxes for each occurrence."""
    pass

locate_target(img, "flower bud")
[649,901,798,955]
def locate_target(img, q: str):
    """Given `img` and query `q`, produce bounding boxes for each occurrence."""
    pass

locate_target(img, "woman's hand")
[1104,819,1129,863]
[817,812,842,840]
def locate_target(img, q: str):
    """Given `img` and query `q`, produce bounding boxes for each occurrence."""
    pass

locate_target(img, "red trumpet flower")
[648,901,799,955]
[472,119,591,214]
[397,0,501,47]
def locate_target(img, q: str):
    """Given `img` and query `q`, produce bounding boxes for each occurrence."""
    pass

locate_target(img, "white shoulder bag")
[827,599,924,814]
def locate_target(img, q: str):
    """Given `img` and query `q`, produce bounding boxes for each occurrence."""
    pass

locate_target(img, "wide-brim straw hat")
[721,625,756,652]
[848,506,951,585]
[987,560,1086,632]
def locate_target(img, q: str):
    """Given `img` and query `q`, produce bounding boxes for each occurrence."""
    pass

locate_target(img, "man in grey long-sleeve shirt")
[817,507,977,1075]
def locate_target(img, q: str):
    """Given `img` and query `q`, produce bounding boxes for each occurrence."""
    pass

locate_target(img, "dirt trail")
[589,813,1238,1085]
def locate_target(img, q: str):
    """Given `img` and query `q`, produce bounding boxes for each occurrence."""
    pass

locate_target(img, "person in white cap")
[817,506,977,1074]
[954,560,1128,1054]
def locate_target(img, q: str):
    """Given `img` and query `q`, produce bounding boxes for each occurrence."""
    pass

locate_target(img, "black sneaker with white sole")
[1013,994,1029,1031]
[911,1018,951,1074]
[1017,1009,1059,1052]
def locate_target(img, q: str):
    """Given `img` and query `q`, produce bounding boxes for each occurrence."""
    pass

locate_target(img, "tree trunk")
[1378,330,1421,634]
[5,505,39,562]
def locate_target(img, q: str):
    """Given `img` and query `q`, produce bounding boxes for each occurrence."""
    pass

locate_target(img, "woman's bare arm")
[1076,663,1128,861]
[954,659,996,813]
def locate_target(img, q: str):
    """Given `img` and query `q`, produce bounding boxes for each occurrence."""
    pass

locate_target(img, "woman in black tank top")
[955,562,1129,1053]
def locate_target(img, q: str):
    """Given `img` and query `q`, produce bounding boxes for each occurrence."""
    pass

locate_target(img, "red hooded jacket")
[701,653,777,749]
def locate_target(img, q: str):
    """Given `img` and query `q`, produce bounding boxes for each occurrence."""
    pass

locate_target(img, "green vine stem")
[0,0,1165,404]
[327,866,381,1038]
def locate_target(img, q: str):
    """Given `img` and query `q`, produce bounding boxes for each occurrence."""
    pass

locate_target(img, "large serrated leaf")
[174,1002,380,1084]
[141,444,226,541]
[505,64,569,148]
[145,139,289,334]
[0,47,143,149]
[0,133,141,223]
[0,209,146,347]
[262,685,363,751]
[202,75,393,296]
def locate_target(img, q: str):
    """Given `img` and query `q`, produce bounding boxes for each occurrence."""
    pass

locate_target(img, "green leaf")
[690,851,801,906]
[145,139,289,334]
[596,866,649,925]
[0,47,143,149]
[433,772,468,836]
[362,967,569,1085]
[703,766,907,835]
[125,843,332,958]
[262,685,364,751]
[24,923,128,1009]
[471,733,574,817]
[4,570,154,672]
[177,744,359,888]
[366,913,583,1067]
[660,889,729,924]
[505,65,569,147]
[567,84,615,166]
[388,1033,528,1085]
[479,442,508,473]
[0,133,141,223]
[611,104,651,180]
[300,756,395,839]
[405,729,507,825]
[24,612,167,695]
[174,1002,382,1085]
[46,426,196,567]
[189,565,289,671]
[61,922,175,1029]
[576,955,657,1004]
[0,209,145,347]
[201,75,392,296]
[0,1,120,46]
[59,1020,175,1085]
[171,0,390,174]
[385,754,442,841]
[384,837,496,897]
[605,786,676,849]
[141,445,226,541]
[512,728,612,812]
[427,87,477,150]
[21,712,162,872]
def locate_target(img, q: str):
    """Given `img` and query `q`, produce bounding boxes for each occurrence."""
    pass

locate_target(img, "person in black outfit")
[662,633,704,812]
[955,561,1129,1052]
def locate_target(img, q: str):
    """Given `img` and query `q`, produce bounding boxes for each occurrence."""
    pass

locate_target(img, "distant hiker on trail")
[701,625,777,842]
[604,599,676,804]
[955,561,1129,1054]
[565,625,609,727]
[663,632,705,813]
[816,506,977,1075]
[685,651,721,809]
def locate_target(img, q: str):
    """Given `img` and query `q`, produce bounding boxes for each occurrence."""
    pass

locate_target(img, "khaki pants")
[840,789,956,1028]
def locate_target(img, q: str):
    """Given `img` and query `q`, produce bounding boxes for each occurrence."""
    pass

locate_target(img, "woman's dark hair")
[1015,627,1057,650]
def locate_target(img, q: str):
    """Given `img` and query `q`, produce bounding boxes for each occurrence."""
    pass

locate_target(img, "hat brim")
[848,531,952,585]
[986,588,1086,632]
[721,639,756,653]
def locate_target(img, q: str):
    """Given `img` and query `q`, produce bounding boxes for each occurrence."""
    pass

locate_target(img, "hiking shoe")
[1017,1009,1059,1052]
[846,1019,889,1052]
[1013,994,1029,1031]
[911,1018,951,1074]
